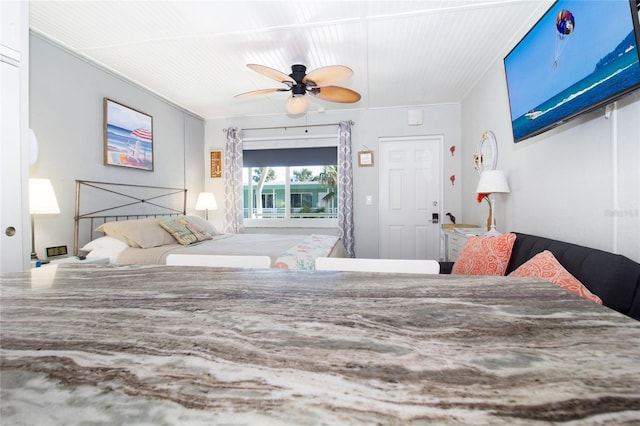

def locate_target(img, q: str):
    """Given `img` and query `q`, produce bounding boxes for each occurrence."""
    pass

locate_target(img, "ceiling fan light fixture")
[286,94,308,114]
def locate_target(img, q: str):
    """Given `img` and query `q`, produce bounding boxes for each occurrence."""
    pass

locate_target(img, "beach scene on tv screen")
[505,0,640,142]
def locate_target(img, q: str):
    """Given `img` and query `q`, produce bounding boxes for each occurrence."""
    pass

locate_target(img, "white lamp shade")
[286,94,308,114]
[29,178,60,214]
[195,192,218,211]
[476,170,510,194]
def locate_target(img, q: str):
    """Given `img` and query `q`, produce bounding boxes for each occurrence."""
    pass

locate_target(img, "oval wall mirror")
[473,131,498,174]
[28,128,39,165]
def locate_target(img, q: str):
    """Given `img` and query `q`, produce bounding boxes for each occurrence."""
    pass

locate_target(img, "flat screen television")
[504,0,640,143]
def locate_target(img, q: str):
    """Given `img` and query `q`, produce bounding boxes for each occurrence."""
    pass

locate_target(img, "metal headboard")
[74,180,187,255]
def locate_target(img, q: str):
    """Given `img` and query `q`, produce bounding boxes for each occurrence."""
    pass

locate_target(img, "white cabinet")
[445,232,468,262]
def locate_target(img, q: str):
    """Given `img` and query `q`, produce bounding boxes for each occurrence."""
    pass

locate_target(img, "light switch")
[365,195,373,205]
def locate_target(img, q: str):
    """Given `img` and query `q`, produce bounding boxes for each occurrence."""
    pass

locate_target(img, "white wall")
[462,60,640,262]
[29,34,205,259]
[206,103,461,258]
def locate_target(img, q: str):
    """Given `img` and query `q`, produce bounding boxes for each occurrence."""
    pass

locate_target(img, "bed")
[73,180,346,269]
[2,264,640,424]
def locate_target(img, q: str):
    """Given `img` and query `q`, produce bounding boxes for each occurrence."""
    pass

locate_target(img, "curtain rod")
[223,120,355,132]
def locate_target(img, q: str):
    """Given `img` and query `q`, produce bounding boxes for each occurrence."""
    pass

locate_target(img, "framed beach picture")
[103,98,154,171]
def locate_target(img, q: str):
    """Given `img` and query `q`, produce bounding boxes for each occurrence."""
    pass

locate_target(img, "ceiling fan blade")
[247,64,295,84]
[310,86,361,103]
[234,88,289,99]
[286,94,309,114]
[304,65,353,88]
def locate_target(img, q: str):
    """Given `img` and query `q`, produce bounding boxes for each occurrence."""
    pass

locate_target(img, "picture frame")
[210,151,222,178]
[358,150,374,167]
[103,98,154,171]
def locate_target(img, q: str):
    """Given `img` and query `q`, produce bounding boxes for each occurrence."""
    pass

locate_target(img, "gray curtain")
[338,121,355,257]
[223,127,244,233]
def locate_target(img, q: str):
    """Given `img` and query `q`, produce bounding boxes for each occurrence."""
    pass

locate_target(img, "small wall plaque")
[358,150,374,167]
[210,151,222,178]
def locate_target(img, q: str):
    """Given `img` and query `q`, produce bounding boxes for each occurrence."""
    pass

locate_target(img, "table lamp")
[476,170,510,236]
[195,192,217,220]
[29,178,60,261]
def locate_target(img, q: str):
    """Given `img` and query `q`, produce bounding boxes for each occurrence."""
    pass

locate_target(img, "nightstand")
[36,257,110,267]
[50,256,109,265]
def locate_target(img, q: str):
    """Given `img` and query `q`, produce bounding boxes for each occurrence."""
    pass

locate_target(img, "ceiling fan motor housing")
[289,64,307,82]
[290,64,309,95]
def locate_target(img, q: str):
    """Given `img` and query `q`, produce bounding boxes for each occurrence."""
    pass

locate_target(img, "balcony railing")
[244,207,338,219]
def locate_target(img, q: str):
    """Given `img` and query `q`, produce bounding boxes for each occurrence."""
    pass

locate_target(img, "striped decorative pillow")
[157,215,213,245]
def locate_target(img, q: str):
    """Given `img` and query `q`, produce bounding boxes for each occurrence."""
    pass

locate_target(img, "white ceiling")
[29,0,552,119]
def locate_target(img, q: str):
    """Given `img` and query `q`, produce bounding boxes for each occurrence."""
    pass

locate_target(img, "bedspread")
[114,233,344,268]
[273,234,340,270]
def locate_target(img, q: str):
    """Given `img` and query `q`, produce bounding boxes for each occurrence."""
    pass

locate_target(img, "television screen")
[504,0,640,142]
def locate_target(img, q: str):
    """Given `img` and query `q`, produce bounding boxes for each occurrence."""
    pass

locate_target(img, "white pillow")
[85,247,126,264]
[82,236,129,251]
[95,217,177,248]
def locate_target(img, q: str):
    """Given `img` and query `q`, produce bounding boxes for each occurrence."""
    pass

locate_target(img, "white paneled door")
[379,136,442,260]
[1,1,29,272]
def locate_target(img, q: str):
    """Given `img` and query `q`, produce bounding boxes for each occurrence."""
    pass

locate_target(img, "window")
[243,166,338,222]
[242,142,338,227]
[254,193,275,209]
[290,192,313,209]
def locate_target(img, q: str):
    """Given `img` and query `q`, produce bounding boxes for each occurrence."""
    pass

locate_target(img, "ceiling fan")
[234,64,361,114]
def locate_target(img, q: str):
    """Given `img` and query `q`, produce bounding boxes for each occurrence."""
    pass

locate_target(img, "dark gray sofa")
[440,232,640,321]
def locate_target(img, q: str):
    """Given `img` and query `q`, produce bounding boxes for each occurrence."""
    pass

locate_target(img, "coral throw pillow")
[451,233,516,276]
[509,250,602,304]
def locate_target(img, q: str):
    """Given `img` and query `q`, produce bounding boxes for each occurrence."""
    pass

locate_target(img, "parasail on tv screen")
[504,0,640,143]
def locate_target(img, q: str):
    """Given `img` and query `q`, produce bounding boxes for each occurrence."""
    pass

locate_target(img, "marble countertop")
[2,264,640,425]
